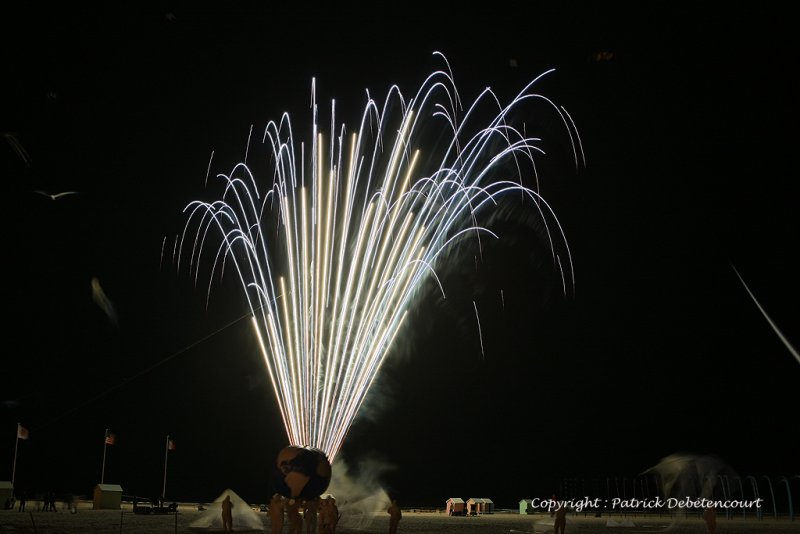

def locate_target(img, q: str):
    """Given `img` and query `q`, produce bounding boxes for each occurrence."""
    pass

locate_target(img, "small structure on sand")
[519,499,535,514]
[93,484,123,510]
[466,497,494,515]
[446,497,466,516]
[0,481,13,508]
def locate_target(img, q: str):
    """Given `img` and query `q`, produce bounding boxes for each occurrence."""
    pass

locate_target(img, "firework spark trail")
[731,264,800,365]
[473,301,485,358]
[177,53,582,461]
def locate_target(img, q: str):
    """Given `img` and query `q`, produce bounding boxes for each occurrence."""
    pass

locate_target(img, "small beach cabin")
[93,484,123,509]
[466,497,494,515]
[519,499,534,514]
[0,481,13,508]
[446,497,466,516]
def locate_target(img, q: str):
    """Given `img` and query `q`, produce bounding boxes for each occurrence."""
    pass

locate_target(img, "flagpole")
[11,423,21,487]
[162,435,169,500]
[101,428,108,484]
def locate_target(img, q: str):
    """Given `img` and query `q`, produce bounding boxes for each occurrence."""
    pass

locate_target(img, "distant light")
[592,51,614,62]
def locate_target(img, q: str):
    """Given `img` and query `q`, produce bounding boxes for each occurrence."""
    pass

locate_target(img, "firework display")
[177,54,583,461]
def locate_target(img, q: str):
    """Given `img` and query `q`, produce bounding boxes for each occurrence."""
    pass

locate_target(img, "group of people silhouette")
[236,493,400,534]
[6,491,62,512]
[265,493,339,534]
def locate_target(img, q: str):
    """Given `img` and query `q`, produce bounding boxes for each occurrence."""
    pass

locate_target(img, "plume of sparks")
[176,53,583,461]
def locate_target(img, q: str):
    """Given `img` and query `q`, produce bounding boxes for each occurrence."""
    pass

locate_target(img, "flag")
[17,424,29,440]
[167,438,176,451]
[105,432,116,445]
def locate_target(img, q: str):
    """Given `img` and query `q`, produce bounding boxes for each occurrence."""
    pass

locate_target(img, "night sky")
[2,3,798,508]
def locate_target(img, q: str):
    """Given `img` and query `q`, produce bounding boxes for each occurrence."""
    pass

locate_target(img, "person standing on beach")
[329,498,339,534]
[304,497,319,534]
[269,493,285,534]
[703,506,717,534]
[319,497,339,534]
[318,498,330,534]
[554,505,567,534]
[286,498,303,534]
[387,499,402,534]
[221,494,233,532]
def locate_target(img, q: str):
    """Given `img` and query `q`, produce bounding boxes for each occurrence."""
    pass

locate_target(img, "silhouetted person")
[286,498,303,534]
[269,493,285,534]
[387,499,402,534]
[703,506,717,534]
[554,505,567,534]
[318,498,329,534]
[330,499,339,534]
[221,494,233,532]
[18,492,26,512]
[66,494,76,514]
[320,497,338,534]
[304,497,319,534]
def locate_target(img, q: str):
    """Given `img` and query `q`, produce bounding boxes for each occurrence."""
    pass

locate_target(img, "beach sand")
[1,503,796,533]
[0,504,800,534]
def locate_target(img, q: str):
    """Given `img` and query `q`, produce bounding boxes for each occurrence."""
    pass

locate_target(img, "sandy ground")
[1,504,797,533]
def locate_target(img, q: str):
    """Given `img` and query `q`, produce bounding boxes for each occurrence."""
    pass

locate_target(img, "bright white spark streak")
[473,300,485,358]
[731,264,800,365]
[178,53,582,462]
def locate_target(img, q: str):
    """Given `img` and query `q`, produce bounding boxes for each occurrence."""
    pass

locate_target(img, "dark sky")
[2,3,798,508]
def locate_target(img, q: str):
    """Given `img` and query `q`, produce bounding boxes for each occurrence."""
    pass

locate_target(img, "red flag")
[17,424,29,440]
[105,432,116,445]
[168,438,176,451]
